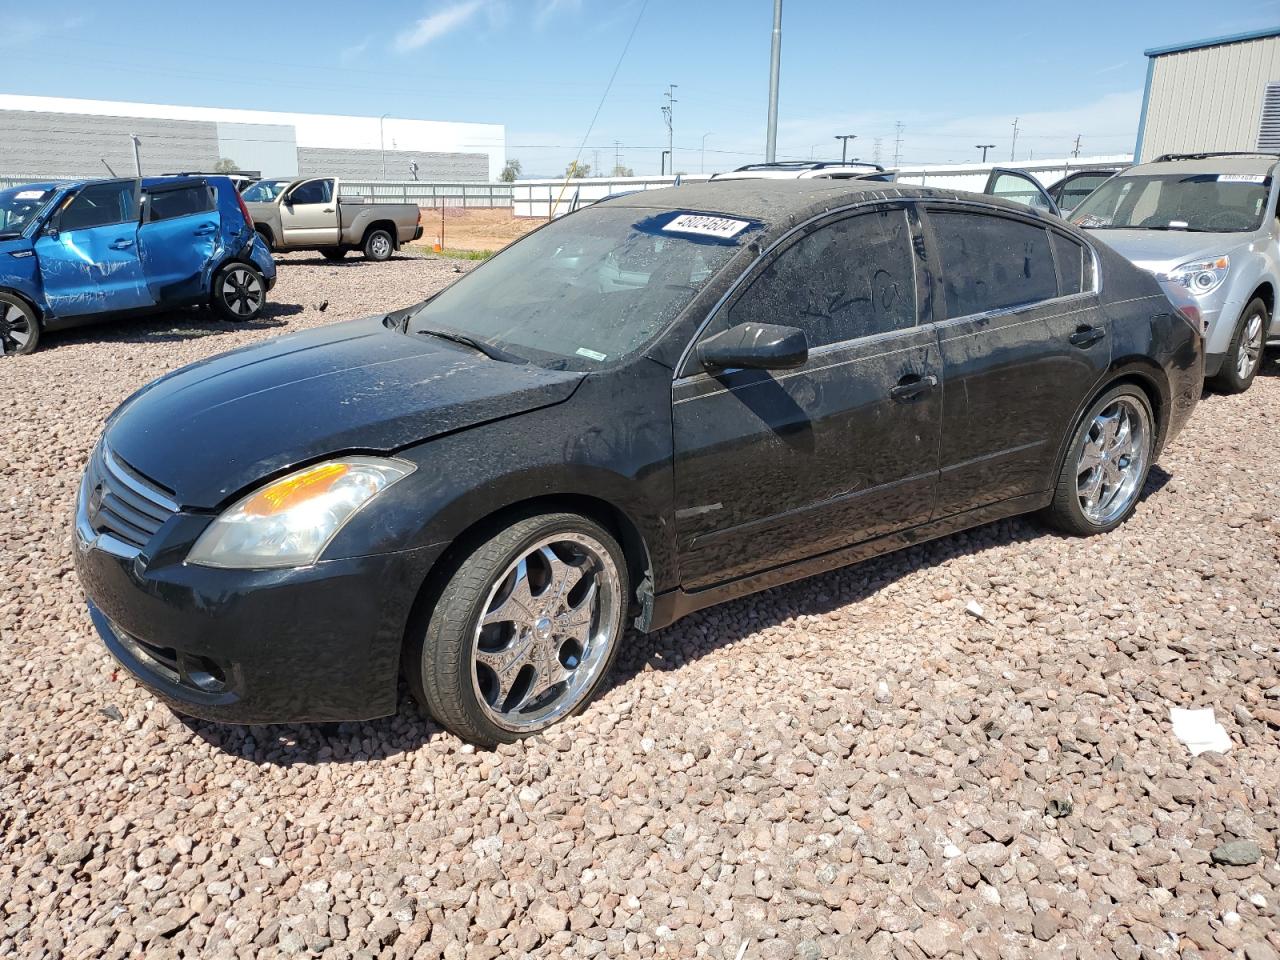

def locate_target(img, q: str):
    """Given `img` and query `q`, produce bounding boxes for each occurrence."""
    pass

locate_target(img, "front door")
[922,205,1111,515]
[137,180,220,303]
[672,205,942,590]
[983,168,1061,217]
[279,178,339,245]
[35,179,153,318]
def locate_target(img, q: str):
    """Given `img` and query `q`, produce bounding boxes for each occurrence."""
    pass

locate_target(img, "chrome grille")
[83,445,179,551]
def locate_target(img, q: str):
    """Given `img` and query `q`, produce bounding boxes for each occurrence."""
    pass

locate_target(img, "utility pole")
[1072,134,1082,158]
[1009,117,1020,161]
[129,134,142,176]
[662,84,678,175]
[892,121,904,167]
[765,0,782,163]
[614,140,622,175]
[701,132,713,174]
[379,113,389,179]
[834,134,856,163]
[976,143,995,162]
[593,149,600,177]
[872,138,882,165]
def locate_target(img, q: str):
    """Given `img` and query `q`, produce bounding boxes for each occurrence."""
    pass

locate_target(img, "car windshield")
[406,205,755,369]
[0,185,56,237]
[1071,172,1273,232]
[241,179,292,202]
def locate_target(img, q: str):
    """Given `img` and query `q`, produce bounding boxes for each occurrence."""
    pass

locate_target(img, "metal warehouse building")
[0,94,505,182]
[1135,27,1280,162]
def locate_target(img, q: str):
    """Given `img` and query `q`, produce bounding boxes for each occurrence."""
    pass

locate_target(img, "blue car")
[0,175,276,355]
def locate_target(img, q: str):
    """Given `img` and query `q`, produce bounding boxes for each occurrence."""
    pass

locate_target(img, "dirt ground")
[407,207,541,253]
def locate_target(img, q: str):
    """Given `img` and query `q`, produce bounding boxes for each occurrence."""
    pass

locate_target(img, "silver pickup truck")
[243,177,423,261]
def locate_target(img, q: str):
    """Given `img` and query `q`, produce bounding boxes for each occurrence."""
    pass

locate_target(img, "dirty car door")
[35,179,153,317]
[279,178,339,245]
[137,181,220,304]
[672,205,941,589]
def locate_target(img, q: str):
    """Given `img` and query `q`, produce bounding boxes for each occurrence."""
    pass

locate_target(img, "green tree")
[565,160,591,179]
[212,158,239,173]
[611,164,635,177]
[499,158,522,182]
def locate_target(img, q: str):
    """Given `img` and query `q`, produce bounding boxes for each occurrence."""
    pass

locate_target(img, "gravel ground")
[2,252,1279,960]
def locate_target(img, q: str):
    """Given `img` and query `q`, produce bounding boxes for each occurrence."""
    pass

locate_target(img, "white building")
[0,94,505,181]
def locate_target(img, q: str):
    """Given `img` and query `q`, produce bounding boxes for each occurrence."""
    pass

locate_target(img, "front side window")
[146,185,214,222]
[0,185,55,237]
[407,205,750,369]
[289,180,333,205]
[242,179,291,202]
[723,208,917,349]
[987,172,1055,213]
[931,210,1058,318]
[58,181,139,231]
[1056,173,1113,213]
[1071,172,1272,232]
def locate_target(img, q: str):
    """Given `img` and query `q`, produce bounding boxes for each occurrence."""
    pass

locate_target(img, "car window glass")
[722,209,916,349]
[1059,174,1110,212]
[1050,231,1085,296]
[289,180,333,205]
[931,210,1058,317]
[988,173,1054,212]
[146,185,213,222]
[59,181,138,231]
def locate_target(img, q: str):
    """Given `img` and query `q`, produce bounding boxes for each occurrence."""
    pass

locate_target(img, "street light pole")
[834,134,856,163]
[701,132,712,174]
[379,113,390,180]
[976,143,995,162]
[129,134,142,176]
[765,0,782,163]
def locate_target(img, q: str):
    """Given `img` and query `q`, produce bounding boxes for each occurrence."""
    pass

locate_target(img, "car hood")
[103,314,585,509]
[1086,229,1252,272]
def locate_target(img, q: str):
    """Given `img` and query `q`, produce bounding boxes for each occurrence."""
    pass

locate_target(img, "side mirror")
[42,221,59,240]
[697,322,808,372]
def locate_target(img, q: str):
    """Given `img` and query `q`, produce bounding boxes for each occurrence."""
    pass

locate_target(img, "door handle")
[192,223,217,236]
[1069,325,1106,347]
[889,373,938,402]
[109,238,134,250]
[322,208,335,213]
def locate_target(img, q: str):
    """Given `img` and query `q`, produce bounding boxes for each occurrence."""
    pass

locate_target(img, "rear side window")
[59,181,139,231]
[930,210,1058,318]
[1050,231,1085,296]
[725,208,917,348]
[146,185,214,223]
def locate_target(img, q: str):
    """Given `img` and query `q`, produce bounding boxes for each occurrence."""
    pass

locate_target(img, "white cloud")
[394,0,486,52]
[340,36,371,64]
[536,0,581,25]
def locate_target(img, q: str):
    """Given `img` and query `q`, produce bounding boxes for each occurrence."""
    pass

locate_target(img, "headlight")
[1159,255,1230,297]
[187,457,414,569]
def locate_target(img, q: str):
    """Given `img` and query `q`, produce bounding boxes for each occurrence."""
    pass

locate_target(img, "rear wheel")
[320,247,347,262]
[1210,298,1267,394]
[363,229,394,262]
[406,512,629,746]
[211,262,266,322]
[1043,384,1154,536]
[255,227,275,252]
[0,292,39,356]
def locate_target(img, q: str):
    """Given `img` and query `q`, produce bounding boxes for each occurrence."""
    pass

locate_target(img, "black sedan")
[74,180,1203,745]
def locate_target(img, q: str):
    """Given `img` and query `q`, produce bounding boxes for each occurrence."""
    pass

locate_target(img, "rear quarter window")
[1049,231,1086,296]
[930,210,1058,318]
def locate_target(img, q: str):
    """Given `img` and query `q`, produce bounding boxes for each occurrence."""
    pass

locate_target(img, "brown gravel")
[2,251,1279,960]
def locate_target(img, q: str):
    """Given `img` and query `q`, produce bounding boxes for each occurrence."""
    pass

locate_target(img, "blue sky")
[5,0,1279,176]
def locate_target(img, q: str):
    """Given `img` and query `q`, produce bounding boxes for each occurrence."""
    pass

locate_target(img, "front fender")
[0,245,44,315]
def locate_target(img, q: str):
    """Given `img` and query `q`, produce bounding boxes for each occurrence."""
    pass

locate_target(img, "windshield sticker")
[662,214,752,239]
[575,347,607,361]
[1073,214,1108,228]
[1218,174,1266,184]
[14,190,45,200]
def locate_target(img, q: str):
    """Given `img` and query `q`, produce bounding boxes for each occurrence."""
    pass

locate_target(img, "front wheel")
[406,512,629,746]
[1210,298,1268,394]
[0,292,40,356]
[363,229,394,262]
[211,262,266,322]
[1043,384,1154,536]
[320,247,347,262]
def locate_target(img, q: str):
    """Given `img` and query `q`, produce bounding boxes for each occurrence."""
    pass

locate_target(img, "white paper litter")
[1170,707,1232,756]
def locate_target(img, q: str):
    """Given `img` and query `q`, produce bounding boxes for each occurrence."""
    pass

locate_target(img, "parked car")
[74,180,1202,744]
[0,175,275,355]
[712,160,896,182]
[1045,166,1127,215]
[981,166,1127,216]
[165,171,261,193]
[243,176,423,261]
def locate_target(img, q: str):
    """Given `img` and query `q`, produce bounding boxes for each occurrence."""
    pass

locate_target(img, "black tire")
[406,512,630,747]
[1209,298,1268,394]
[211,262,267,322]
[363,228,394,262]
[320,247,347,262]
[0,291,40,356]
[255,227,275,252]
[1042,383,1155,536]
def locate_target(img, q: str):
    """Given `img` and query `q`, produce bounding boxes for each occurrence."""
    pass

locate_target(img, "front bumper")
[74,495,441,723]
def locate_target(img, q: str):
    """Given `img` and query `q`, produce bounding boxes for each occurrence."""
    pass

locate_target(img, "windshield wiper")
[416,327,526,364]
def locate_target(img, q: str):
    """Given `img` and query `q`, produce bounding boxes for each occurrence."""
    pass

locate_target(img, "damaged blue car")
[0,175,276,355]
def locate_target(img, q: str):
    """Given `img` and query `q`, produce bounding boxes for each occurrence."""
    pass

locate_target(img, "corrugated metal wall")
[0,110,219,176]
[1140,35,1280,161]
[297,147,489,182]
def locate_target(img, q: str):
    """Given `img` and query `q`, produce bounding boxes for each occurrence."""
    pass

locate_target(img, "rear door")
[35,179,153,317]
[672,204,942,589]
[983,168,1061,217]
[279,178,339,245]
[921,204,1110,515]
[137,180,220,304]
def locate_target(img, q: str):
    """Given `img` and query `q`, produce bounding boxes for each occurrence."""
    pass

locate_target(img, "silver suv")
[1066,153,1279,393]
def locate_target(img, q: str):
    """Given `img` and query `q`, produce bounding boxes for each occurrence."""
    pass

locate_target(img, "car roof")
[1125,155,1278,177]
[606,178,1050,237]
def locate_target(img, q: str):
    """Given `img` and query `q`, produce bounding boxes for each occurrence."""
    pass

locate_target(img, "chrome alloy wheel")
[1237,310,1264,381]
[471,532,622,732]
[0,300,34,354]
[220,267,264,317]
[1075,395,1150,526]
